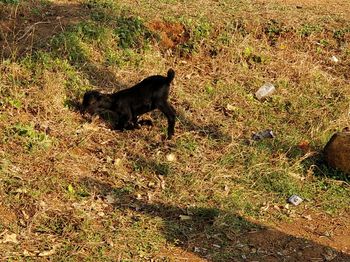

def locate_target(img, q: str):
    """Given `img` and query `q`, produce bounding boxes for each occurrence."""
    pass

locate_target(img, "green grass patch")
[5,123,52,151]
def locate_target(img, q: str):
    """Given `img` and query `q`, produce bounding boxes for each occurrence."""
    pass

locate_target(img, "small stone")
[252,129,275,141]
[330,56,339,63]
[288,195,303,206]
[303,215,312,221]
[166,153,176,162]
[179,215,192,221]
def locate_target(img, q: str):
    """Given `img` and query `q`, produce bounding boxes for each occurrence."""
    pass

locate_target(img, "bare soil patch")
[0,1,88,57]
[147,20,190,50]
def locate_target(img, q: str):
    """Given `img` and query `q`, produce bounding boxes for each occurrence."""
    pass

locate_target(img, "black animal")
[82,69,176,139]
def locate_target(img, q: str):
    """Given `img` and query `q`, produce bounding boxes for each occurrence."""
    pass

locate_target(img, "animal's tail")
[166,68,175,84]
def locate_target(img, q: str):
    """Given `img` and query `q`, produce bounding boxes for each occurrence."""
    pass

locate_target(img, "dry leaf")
[38,244,61,257]
[105,194,116,204]
[1,233,19,244]
[298,140,310,151]
[23,250,34,257]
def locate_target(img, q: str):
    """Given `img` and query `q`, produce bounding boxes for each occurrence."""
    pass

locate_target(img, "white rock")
[330,55,339,63]
[166,153,176,162]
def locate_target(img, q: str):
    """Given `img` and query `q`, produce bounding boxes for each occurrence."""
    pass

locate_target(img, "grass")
[0,0,350,260]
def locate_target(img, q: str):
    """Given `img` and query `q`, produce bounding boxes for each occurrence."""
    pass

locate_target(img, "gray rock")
[324,131,350,174]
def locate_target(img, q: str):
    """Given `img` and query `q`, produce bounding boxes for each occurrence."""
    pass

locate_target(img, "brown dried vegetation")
[0,0,349,260]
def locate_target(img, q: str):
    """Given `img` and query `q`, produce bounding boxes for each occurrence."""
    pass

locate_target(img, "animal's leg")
[131,115,141,129]
[157,102,176,139]
[116,111,132,131]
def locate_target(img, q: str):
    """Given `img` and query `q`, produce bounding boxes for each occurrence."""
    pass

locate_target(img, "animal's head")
[82,90,113,114]
[82,90,102,114]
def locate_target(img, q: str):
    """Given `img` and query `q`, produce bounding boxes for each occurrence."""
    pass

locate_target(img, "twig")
[17,21,51,41]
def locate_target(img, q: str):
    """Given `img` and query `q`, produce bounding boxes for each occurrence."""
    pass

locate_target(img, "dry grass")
[0,0,350,260]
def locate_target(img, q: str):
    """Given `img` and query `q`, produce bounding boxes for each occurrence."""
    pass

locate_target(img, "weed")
[104,48,122,66]
[85,0,121,22]
[132,158,171,177]
[177,18,211,55]
[114,15,154,49]
[258,172,301,197]
[2,97,22,109]
[176,135,198,153]
[205,83,215,95]
[242,46,265,64]
[35,211,81,236]
[318,39,329,47]
[154,162,171,176]
[333,27,350,43]
[265,19,285,37]
[51,31,90,64]
[5,123,52,151]
[78,22,108,42]
[0,0,19,4]
[264,19,290,46]
[299,23,322,37]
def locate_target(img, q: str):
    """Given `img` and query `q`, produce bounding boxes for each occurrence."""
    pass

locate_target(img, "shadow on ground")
[253,135,350,183]
[80,176,350,261]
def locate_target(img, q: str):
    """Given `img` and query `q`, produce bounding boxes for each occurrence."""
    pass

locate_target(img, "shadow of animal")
[79,176,350,261]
